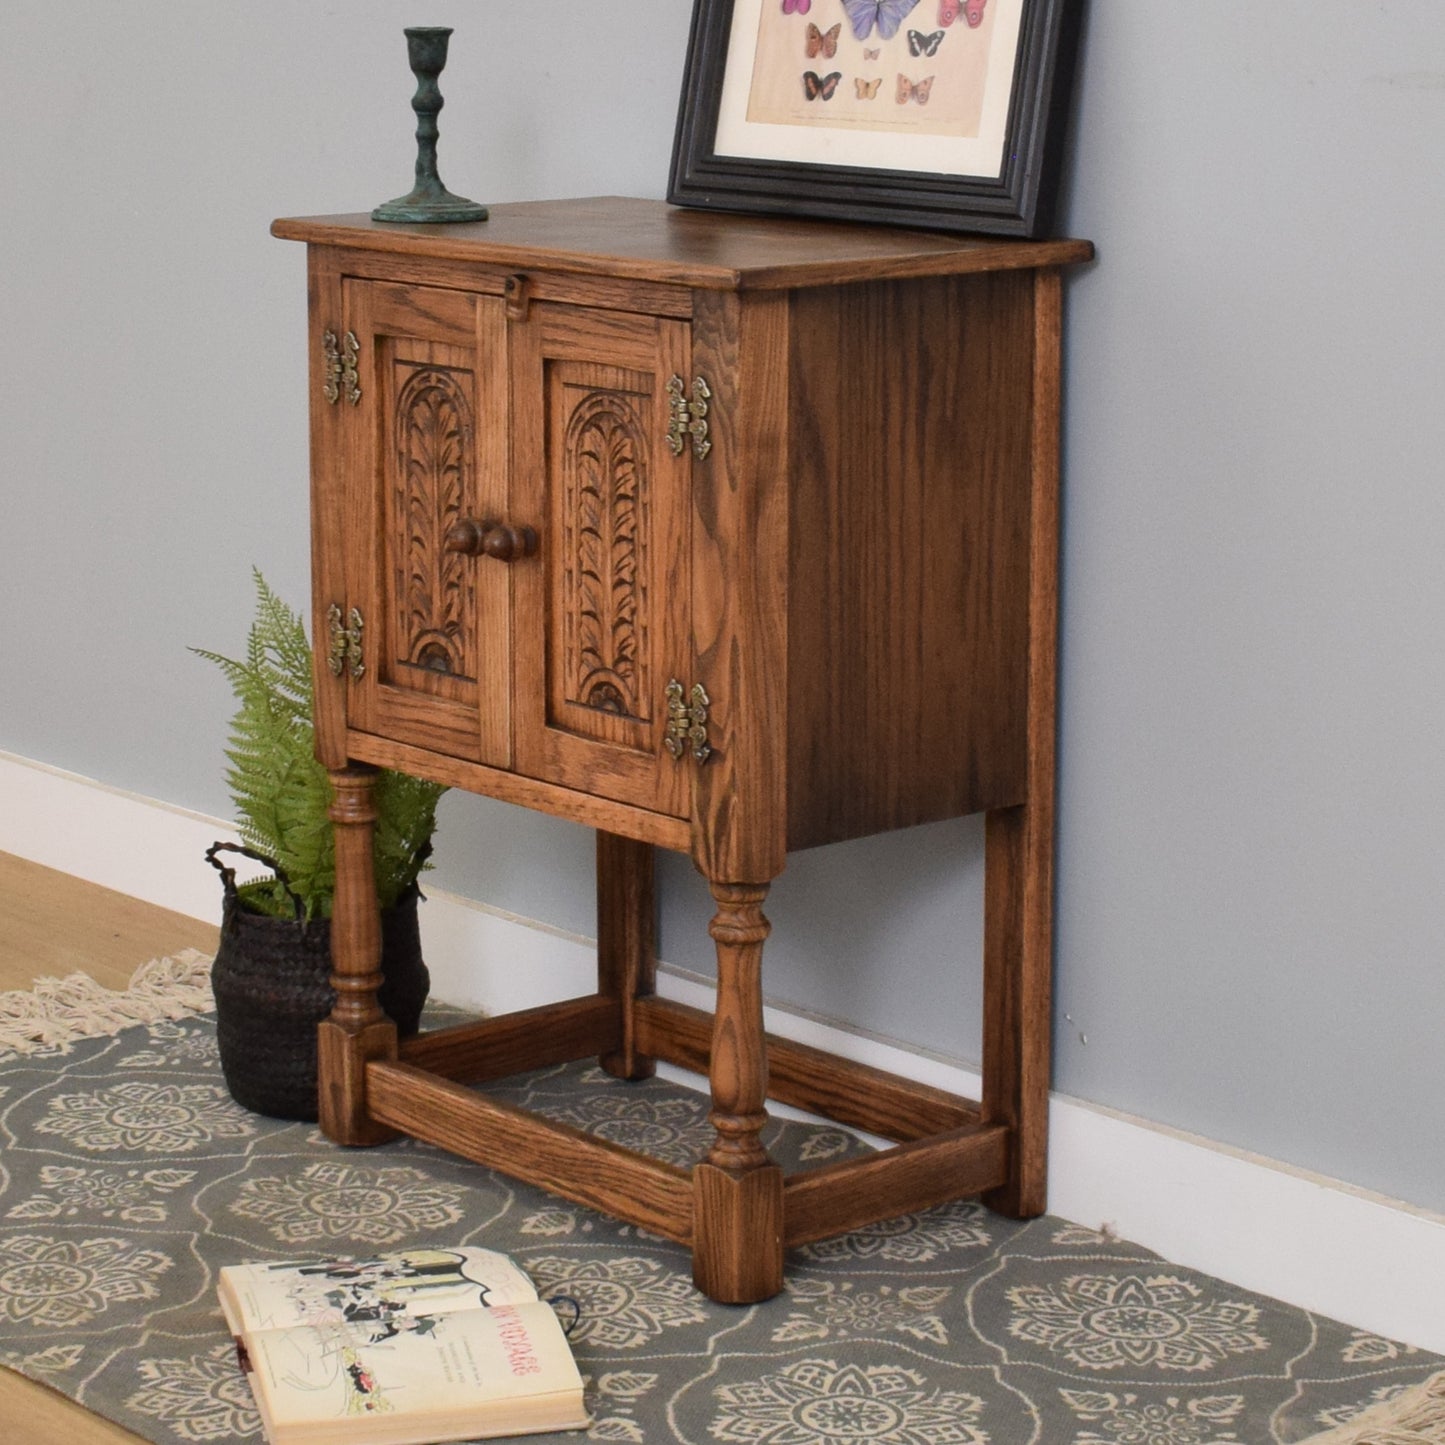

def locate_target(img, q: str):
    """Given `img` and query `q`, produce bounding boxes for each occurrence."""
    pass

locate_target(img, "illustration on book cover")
[219,1244,586,1440]
[231,1248,541,1418]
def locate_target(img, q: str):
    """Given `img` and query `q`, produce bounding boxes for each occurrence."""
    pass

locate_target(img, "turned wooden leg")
[692,882,784,1304]
[317,765,398,1146]
[597,831,656,1081]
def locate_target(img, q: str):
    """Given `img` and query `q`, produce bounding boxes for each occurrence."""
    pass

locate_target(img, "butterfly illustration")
[805,22,841,58]
[896,73,934,104]
[939,0,987,25]
[782,0,812,13]
[855,76,882,99]
[864,47,881,59]
[841,0,921,42]
[803,70,843,100]
[908,28,944,55]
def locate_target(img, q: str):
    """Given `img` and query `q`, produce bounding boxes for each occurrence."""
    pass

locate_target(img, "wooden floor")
[0,852,219,1445]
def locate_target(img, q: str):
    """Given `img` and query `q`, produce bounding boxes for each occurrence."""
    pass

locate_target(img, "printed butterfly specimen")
[864,47,881,59]
[803,70,843,100]
[840,0,921,43]
[896,73,934,104]
[855,76,883,98]
[782,0,812,13]
[908,28,944,55]
[805,22,841,58]
[939,0,987,26]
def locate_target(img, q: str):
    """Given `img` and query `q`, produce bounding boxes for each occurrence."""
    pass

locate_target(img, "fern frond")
[196,571,445,918]
[373,770,445,908]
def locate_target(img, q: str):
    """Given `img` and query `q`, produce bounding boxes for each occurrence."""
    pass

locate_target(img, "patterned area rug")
[0,958,1440,1445]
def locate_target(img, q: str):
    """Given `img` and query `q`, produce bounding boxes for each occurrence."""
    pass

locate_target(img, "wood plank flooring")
[0,852,220,1445]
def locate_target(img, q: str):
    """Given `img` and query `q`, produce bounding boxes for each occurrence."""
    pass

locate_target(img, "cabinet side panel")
[786,273,1033,850]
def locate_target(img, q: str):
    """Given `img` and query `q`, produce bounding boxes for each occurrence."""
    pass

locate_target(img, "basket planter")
[207,843,430,1121]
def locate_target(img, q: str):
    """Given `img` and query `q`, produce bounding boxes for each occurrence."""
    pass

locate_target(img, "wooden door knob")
[443,519,539,562]
[480,523,538,562]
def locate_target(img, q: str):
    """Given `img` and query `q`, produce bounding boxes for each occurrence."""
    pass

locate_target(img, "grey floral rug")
[0,958,1440,1445]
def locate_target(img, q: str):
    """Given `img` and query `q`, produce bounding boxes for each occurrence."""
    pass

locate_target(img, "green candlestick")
[372,27,487,224]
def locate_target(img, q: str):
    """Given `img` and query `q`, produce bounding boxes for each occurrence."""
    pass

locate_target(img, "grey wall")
[1054,0,1445,1214]
[3,3,1442,1215]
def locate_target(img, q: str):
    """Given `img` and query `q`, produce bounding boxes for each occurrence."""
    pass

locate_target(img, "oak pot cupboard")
[272,197,1092,1303]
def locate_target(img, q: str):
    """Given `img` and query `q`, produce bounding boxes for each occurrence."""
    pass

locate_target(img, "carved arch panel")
[560,386,652,724]
[392,362,477,683]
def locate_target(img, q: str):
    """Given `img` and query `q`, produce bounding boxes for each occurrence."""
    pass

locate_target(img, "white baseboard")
[3,748,1442,1354]
[0,752,246,920]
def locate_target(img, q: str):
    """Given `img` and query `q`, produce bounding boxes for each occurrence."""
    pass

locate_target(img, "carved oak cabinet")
[272,198,1092,1303]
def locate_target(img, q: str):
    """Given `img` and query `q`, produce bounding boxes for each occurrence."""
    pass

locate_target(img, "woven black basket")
[207,842,430,1121]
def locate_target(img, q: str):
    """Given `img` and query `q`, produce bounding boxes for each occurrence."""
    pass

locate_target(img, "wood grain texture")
[398,995,618,1082]
[346,732,692,852]
[981,269,1062,1219]
[783,1124,1010,1246]
[0,1371,149,1445]
[366,1061,695,1243]
[692,1159,784,1303]
[511,304,693,817]
[596,833,657,1080]
[786,271,1034,849]
[688,288,790,882]
[633,996,980,1143]
[343,280,511,767]
[704,883,773,1172]
[308,248,349,769]
[273,198,1093,292]
[325,768,384,1032]
[321,247,693,318]
[317,1016,398,1147]
[0,853,217,992]
[320,766,397,1145]
[288,204,1085,1292]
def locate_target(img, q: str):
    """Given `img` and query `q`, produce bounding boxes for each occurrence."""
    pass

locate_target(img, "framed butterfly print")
[668,0,1083,237]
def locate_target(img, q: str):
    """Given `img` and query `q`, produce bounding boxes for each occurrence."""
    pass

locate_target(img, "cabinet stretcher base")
[353,990,1014,1294]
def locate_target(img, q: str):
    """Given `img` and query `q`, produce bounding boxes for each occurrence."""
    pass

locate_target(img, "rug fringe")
[0,949,214,1056]
[1300,1370,1445,1444]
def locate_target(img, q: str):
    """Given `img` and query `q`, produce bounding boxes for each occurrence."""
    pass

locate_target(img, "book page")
[219,1247,538,1338]
[246,1300,587,1440]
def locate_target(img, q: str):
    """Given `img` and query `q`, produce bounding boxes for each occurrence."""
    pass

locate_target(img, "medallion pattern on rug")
[0,1011,1439,1444]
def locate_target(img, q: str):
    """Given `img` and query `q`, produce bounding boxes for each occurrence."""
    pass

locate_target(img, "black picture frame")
[668,0,1082,239]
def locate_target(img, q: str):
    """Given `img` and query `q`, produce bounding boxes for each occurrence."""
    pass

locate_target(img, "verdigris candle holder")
[372,26,487,224]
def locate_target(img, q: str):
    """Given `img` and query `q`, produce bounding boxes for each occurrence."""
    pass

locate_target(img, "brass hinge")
[322,329,361,406]
[326,604,365,680]
[666,375,712,460]
[664,679,711,764]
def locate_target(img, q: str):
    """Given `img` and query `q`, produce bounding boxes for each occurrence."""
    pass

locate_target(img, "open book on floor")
[218,1245,588,1444]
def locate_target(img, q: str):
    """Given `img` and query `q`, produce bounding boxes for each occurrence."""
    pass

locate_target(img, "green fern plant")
[193,570,444,919]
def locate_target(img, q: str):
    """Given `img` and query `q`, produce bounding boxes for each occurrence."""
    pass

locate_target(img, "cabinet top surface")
[271,196,1093,291]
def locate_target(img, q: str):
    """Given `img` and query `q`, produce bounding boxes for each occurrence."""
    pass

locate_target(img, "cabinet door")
[511,304,693,818]
[341,280,510,766]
